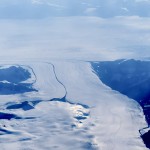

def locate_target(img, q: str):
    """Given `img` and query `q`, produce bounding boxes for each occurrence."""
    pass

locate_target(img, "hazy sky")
[0,1,149,61]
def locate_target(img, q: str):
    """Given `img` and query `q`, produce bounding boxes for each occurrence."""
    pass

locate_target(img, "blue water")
[0,66,37,94]
[0,112,18,120]
[0,66,31,83]
[6,101,34,111]
[91,59,150,149]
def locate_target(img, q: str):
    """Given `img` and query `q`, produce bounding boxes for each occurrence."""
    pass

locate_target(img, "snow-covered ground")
[0,60,148,150]
[0,1,149,149]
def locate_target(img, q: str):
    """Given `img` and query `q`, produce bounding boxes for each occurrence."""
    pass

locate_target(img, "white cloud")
[135,0,150,2]
[121,7,129,12]
[31,0,65,8]
[31,0,43,4]
[47,2,65,8]
[84,8,97,15]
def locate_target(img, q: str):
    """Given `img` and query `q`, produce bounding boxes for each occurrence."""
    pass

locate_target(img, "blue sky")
[0,0,150,18]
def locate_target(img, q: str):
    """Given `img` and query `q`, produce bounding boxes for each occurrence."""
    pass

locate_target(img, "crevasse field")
[0,0,150,150]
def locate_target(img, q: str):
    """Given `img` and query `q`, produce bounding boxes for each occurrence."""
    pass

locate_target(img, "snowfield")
[0,3,149,148]
[0,60,148,150]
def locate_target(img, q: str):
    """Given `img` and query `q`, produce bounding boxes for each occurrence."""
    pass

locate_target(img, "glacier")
[0,60,148,150]
[0,0,150,149]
